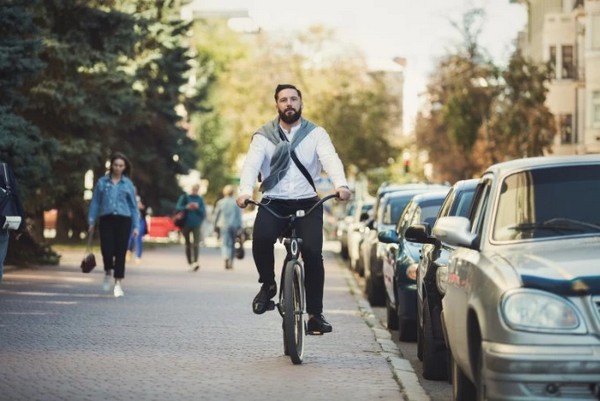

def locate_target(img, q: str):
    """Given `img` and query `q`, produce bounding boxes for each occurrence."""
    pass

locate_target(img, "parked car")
[435,155,600,400]
[347,198,375,274]
[337,201,358,259]
[378,189,450,341]
[361,184,449,306]
[405,178,477,380]
[146,216,179,242]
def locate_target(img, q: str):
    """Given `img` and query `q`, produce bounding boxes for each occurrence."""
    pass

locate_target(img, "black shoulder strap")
[290,152,316,191]
[277,128,316,192]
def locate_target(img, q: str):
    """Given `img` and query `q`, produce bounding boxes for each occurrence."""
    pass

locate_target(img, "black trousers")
[252,197,324,315]
[99,215,132,279]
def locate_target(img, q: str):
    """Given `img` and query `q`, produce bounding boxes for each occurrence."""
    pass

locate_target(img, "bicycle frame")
[245,193,338,364]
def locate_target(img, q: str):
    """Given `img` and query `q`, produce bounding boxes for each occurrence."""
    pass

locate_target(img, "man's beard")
[279,107,302,124]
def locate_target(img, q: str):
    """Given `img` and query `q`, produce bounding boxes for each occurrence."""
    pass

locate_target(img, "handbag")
[234,229,245,259]
[173,194,188,228]
[173,210,187,228]
[80,232,97,273]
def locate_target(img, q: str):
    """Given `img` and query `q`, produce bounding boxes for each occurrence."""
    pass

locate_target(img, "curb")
[340,265,431,401]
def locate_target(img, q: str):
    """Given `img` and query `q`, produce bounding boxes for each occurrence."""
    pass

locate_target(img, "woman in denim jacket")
[88,153,139,297]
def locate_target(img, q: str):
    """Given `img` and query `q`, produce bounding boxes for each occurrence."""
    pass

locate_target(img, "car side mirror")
[405,224,438,245]
[377,229,398,244]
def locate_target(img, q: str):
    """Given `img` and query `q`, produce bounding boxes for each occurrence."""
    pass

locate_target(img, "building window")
[559,114,573,144]
[561,45,575,79]
[593,91,600,128]
[549,46,556,77]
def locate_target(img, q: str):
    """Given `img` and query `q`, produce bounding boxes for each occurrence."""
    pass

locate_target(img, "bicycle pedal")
[266,300,276,310]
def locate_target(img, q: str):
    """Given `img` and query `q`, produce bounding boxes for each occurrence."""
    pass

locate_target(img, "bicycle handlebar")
[244,193,339,221]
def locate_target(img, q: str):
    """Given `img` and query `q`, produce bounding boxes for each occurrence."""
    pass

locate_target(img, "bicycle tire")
[283,259,305,364]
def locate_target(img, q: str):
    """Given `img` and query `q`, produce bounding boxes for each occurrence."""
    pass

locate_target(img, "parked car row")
[434,155,600,400]
[338,155,600,400]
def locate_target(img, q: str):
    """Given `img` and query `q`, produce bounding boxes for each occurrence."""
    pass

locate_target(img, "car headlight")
[436,265,448,295]
[501,289,585,333]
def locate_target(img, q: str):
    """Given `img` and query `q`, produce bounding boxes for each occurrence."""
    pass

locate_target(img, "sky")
[184,0,527,134]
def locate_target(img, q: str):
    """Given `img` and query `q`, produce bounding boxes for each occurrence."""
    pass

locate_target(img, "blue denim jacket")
[88,175,139,230]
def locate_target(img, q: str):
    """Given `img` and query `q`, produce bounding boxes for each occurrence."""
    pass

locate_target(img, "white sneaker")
[114,282,124,298]
[103,274,112,292]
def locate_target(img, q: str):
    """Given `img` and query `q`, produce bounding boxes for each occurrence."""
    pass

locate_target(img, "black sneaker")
[307,314,333,334]
[252,283,277,314]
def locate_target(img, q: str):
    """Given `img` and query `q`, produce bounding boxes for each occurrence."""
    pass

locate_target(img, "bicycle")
[245,193,339,365]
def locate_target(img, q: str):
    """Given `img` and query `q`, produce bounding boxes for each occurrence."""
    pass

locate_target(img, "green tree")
[416,9,500,181]
[0,0,208,263]
[20,0,141,240]
[115,0,203,214]
[0,0,59,264]
[487,50,555,160]
[190,22,401,200]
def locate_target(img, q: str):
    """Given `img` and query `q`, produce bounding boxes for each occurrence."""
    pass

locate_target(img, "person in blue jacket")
[175,183,206,271]
[88,153,139,297]
[213,185,242,270]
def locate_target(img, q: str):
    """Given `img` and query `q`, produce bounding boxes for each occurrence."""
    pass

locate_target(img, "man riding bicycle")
[236,84,352,334]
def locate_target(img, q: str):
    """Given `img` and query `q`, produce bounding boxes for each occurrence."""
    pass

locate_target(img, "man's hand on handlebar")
[236,194,251,208]
[335,186,352,201]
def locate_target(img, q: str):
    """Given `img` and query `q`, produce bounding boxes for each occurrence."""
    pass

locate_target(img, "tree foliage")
[190,23,401,201]
[415,9,555,183]
[487,51,555,160]
[1,0,209,263]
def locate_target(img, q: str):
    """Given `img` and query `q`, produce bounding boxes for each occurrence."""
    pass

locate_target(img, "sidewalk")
[0,239,429,401]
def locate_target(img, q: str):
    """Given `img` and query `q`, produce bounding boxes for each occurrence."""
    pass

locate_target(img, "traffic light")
[403,159,410,174]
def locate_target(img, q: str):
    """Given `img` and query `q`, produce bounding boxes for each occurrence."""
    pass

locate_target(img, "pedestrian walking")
[236,83,352,334]
[88,152,139,297]
[0,160,26,283]
[127,192,146,263]
[213,185,242,270]
[175,183,206,271]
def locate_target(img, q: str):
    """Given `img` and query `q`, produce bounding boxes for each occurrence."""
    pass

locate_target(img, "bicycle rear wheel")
[282,259,305,364]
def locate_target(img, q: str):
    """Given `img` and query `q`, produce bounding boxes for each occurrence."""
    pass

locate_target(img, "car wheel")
[451,351,476,401]
[341,243,349,259]
[386,296,399,330]
[367,275,386,306]
[356,256,364,277]
[422,298,448,380]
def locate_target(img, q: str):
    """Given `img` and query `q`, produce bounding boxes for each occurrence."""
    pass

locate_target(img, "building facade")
[517,0,600,154]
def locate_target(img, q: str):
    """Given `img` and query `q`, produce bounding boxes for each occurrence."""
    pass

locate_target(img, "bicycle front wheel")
[282,259,305,364]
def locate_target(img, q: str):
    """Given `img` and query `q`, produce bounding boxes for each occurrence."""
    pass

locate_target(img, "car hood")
[497,237,600,295]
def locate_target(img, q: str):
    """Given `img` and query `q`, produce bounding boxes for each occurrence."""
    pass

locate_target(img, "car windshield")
[493,164,600,241]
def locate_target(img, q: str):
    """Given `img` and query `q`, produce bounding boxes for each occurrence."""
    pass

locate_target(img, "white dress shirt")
[239,122,348,199]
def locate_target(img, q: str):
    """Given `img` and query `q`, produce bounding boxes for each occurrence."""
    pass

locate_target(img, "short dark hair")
[274,84,302,101]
